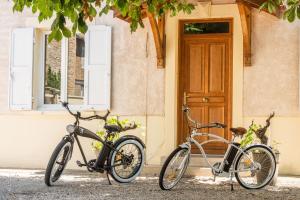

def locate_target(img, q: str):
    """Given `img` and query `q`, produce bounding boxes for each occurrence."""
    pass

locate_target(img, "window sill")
[37,105,108,112]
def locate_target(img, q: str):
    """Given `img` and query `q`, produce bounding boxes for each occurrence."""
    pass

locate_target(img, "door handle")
[202,97,209,103]
[183,92,190,105]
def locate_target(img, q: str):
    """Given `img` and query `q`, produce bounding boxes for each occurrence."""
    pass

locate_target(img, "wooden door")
[178,19,233,155]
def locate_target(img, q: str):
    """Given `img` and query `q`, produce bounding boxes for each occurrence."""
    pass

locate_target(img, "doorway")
[177,18,233,154]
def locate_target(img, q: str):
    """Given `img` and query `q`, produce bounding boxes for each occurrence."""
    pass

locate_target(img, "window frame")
[38,31,88,111]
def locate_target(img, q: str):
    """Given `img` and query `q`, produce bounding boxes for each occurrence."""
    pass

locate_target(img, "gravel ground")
[0,169,299,200]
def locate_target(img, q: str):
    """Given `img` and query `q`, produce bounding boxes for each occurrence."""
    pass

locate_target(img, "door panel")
[208,44,225,93]
[178,19,232,155]
[208,106,225,138]
[189,44,205,93]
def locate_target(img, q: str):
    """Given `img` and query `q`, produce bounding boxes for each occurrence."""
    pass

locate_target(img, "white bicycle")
[159,105,276,190]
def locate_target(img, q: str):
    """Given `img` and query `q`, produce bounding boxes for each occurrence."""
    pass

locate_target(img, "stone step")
[141,165,212,177]
[161,154,224,167]
[189,154,224,167]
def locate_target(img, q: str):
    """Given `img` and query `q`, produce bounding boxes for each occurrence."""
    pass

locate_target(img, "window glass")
[184,22,229,34]
[67,35,85,105]
[44,35,61,104]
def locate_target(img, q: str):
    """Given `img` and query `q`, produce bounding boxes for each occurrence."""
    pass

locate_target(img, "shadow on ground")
[0,169,299,200]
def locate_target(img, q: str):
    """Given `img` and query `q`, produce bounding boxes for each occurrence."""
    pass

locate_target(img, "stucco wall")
[0,2,165,115]
[244,9,300,117]
[243,9,300,175]
[1,1,300,176]
[0,1,164,169]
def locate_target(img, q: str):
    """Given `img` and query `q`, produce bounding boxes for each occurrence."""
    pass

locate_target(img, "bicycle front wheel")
[159,146,190,190]
[45,138,72,186]
[234,145,276,189]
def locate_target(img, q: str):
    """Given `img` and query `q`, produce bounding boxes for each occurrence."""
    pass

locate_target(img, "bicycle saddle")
[230,127,247,136]
[104,124,121,133]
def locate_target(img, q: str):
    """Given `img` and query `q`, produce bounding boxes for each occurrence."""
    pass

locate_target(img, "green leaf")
[287,7,296,22]
[89,5,97,17]
[297,6,300,19]
[268,2,276,13]
[48,29,57,43]
[78,16,88,34]
[54,29,63,41]
[38,13,44,22]
[259,2,268,11]
[32,5,37,13]
[61,26,72,37]
[72,21,78,35]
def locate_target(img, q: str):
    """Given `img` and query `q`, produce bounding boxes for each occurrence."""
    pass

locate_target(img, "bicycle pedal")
[76,160,86,167]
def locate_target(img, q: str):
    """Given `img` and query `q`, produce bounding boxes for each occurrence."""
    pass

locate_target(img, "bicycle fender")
[62,135,74,160]
[244,144,275,153]
[179,142,190,149]
[63,135,74,143]
[113,135,146,149]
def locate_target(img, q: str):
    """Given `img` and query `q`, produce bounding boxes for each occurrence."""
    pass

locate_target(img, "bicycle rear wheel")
[159,146,190,190]
[234,145,276,189]
[109,139,145,183]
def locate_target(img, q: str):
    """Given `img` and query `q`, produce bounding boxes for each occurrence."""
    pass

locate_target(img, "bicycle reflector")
[223,143,240,172]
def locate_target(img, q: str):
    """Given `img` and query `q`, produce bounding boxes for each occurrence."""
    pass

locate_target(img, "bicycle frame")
[65,125,117,172]
[181,129,259,174]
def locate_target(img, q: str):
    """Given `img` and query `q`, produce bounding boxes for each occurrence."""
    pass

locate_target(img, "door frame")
[177,18,233,150]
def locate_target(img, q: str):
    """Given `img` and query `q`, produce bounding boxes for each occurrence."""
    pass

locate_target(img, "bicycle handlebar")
[61,102,110,121]
[182,105,226,129]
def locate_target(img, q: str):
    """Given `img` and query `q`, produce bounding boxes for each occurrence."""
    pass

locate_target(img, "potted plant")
[240,113,280,186]
[92,117,135,155]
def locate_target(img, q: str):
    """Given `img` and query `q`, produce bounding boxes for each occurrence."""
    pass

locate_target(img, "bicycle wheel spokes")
[235,146,276,189]
[113,143,142,179]
[162,147,189,190]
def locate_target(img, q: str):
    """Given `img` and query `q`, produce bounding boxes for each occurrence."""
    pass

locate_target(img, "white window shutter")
[9,28,34,110]
[84,25,111,110]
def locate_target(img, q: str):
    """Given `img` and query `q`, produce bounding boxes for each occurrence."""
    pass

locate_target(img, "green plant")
[92,117,136,151]
[240,123,261,148]
[12,0,195,42]
[259,0,300,23]
[46,66,61,90]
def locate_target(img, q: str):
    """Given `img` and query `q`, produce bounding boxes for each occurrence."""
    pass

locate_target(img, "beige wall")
[0,2,164,169]
[0,1,300,176]
[243,10,300,175]
[245,9,299,117]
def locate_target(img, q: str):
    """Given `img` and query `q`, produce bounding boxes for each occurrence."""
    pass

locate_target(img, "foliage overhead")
[259,0,300,23]
[13,0,195,42]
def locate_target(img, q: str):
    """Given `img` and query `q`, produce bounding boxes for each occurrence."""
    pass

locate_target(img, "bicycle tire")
[159,146,189,190]
[234,144,276,189]
[45,138,72,186]
[108,139,145,183]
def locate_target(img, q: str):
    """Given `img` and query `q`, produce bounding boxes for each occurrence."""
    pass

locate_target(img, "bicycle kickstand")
[230,172,234,191]
[106,171,112,185]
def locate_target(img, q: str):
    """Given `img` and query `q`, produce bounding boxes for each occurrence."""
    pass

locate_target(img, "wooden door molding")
[177,18,233,154]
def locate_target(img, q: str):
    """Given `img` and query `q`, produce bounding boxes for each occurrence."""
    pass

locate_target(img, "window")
[9,26,112,111]
[44,35,62,105]
[184,22,230,34]
[42,34,85,108]
[67,35,85,105]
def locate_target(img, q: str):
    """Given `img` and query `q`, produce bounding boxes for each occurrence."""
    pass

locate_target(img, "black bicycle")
[45,102,145,186]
